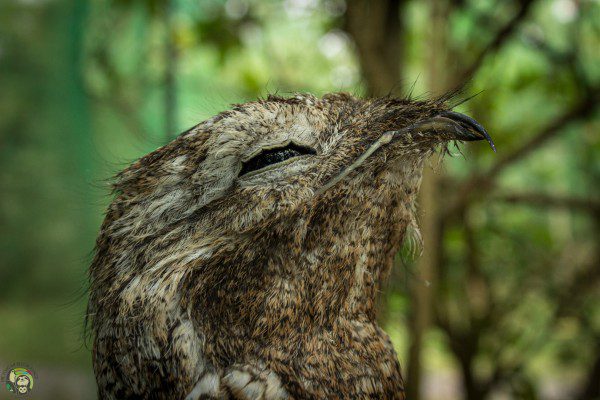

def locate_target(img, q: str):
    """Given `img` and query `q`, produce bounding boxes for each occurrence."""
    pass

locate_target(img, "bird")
[87,92,493,400]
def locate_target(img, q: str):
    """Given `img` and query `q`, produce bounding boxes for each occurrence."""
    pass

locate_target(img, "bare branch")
[521,5,594,98]
[84,46,151,141]
[459,0,536,82]
[96,97,151,141]
[444,90,599,219]
[492,192,600,212]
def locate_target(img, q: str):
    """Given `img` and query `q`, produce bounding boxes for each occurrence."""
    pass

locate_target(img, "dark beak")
[388,111,495,152]
[315,111,495,195]
[439,111,496,152]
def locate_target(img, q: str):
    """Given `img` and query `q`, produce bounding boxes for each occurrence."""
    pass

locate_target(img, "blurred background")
[0,0,598,399]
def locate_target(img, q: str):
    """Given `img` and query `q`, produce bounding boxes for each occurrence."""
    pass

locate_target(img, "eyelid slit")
[239,142,316,176]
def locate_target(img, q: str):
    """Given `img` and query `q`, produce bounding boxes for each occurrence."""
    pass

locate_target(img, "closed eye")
[239,142,317,176]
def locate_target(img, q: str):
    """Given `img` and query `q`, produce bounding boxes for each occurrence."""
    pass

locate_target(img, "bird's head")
[90,92,493,329]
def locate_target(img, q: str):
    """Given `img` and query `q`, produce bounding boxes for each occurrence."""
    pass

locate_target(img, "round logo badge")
[3,364,36,396]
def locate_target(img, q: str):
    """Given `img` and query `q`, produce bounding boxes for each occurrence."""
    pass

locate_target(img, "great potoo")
[88,93,494,400]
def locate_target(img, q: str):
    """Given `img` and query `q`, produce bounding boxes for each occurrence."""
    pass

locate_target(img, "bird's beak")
[399,111,496,152]
[315,111,494,196]
[437,111,495,151]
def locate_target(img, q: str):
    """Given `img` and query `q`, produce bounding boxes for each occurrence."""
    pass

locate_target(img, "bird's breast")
[254,317,405,399]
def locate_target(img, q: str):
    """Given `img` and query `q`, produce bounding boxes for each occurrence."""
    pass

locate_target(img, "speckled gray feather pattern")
[88,93,469,399]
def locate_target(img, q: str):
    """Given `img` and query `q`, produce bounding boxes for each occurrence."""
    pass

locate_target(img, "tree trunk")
[344,0,405,96]
[459,354,486,400]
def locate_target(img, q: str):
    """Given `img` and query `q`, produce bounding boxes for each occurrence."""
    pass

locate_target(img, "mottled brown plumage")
[88,93,491,399]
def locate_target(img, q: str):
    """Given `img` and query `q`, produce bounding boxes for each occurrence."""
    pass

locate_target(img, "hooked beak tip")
[441,111,496,152]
